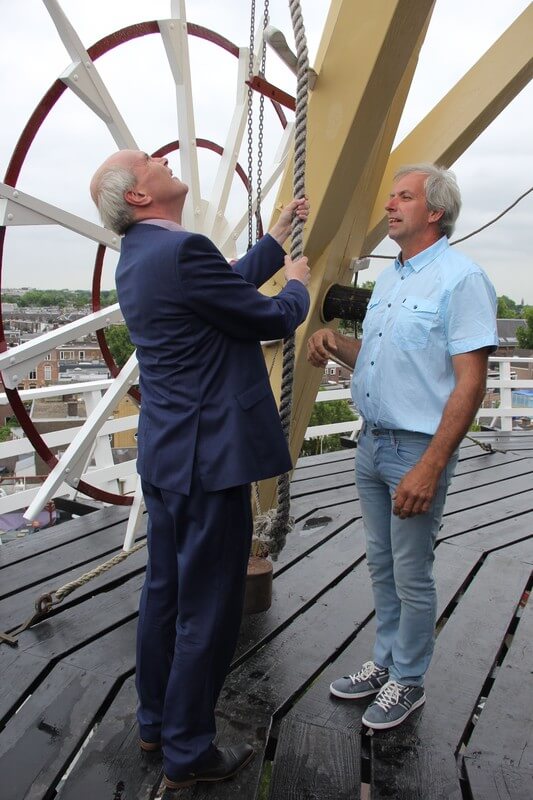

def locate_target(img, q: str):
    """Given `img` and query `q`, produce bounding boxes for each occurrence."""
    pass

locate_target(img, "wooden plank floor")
[0,433,531,800]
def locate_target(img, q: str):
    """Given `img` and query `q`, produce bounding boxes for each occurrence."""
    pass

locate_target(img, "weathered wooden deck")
[0,432,532,800]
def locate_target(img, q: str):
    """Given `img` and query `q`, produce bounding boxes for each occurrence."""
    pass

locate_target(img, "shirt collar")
[138,218,186,232]
[394,235,449,273]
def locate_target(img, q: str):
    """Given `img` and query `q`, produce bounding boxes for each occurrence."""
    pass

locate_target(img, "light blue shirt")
[352,236,498,434]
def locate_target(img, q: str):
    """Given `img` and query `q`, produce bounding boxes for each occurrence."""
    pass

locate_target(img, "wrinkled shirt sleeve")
[445,271,498,356]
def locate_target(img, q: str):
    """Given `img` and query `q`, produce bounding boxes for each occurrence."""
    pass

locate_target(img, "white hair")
[93,166,137,235]
[394,163,462,237]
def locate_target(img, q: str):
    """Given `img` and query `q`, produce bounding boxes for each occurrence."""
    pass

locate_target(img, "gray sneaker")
[330,661,389,699]
[362,680,426,729]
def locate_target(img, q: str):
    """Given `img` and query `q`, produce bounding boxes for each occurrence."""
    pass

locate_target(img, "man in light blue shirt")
[307,164,498,730]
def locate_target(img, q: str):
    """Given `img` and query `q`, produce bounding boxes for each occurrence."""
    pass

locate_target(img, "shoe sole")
[330,682,383,700]
[362,694,426,730]
[163,749,255,789]
[139,739,161,752]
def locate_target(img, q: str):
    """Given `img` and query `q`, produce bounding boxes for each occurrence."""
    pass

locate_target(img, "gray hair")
[394,163,462,238]
[92,167,137,235]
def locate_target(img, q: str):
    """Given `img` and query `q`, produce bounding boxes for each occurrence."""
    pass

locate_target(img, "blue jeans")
[356,424,458,686]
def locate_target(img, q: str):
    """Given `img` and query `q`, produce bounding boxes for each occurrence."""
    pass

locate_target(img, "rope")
[360,186,533,261]
[255,0,309,556]
[0,540,146,646]
[451,186,532,246]
[50,540,146,603]
[465,433,512,455]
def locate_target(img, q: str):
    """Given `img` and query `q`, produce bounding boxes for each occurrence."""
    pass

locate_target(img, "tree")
[100,289,118,306]
[516,308,533,349]
[105,324,135,367]
[497,294,519,318]
[300,398,357,456]
[0,418,19,443]
[2,288,117,309]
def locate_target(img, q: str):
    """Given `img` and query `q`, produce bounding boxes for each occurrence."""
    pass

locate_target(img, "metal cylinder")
[321,283,371,322]
[244,556,273,614]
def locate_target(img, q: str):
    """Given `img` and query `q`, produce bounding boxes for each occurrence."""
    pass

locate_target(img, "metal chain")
[246,0,257,251]
[249,1,270,523]
[255,0,269,240]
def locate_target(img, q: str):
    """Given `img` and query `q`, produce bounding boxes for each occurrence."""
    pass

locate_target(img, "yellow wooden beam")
[257,0,436,512]
[363,4,533,254]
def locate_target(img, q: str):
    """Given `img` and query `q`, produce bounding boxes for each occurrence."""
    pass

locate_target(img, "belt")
[360,420,427,438]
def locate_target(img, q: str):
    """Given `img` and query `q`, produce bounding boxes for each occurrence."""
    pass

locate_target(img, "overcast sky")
[0,0,531,303]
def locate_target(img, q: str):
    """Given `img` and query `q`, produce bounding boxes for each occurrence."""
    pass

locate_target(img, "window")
[44,365,52,381]
[45,353,51,360]
[60,351,67,359]
[29,370,37,379]
[78,351,85,360]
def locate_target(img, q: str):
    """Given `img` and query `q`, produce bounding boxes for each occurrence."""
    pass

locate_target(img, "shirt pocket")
[393,295,439,350]
[362,296,383,338]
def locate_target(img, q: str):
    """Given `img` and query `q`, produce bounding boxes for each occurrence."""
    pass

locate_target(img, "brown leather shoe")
[139,738,161,752]
[163,743,254,789]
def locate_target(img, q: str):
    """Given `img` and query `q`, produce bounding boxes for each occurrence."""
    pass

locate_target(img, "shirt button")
[371,361,374,365]
[401,276,405,280]
[414,305,418,309]
[387,303,391,308]
[378,332,382,337]
[366,393,370,397]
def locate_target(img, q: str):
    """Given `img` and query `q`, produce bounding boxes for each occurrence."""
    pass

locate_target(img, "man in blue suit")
[90,149,310,789]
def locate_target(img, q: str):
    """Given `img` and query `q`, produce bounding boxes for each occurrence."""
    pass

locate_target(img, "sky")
[0,0,531,303]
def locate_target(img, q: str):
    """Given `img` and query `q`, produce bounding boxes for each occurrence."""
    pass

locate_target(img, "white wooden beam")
[0,379,114,405]
[0,305,124,388]
[0,415,139,460]
[84,390,120,494]
[0,484,73,516]
[0,182,120,248]
[160,3,202,231]
[42,0,138,149]
[23,351,139,520]
[203,48,250,242]
[123,478,145,551]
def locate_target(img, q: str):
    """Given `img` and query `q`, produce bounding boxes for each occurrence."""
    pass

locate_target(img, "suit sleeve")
[232,233,286,287]
[177,233,310,340]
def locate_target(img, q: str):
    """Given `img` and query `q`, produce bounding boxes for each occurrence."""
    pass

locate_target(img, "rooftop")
[0,432,531,799]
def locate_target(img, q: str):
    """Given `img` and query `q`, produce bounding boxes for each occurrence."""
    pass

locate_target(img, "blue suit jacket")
[116,224,310,494]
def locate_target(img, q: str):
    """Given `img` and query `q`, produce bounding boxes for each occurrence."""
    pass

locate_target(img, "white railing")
[482,357,533,431]
[0,356,531,522]
[309,356,533,437]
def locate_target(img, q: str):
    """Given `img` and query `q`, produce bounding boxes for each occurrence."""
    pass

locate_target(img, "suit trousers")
[136,470,253,779]
[355,425,458,686]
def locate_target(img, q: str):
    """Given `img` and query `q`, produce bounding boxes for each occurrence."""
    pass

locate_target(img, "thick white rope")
[254,0,309,555]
